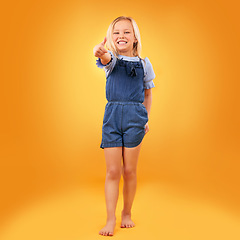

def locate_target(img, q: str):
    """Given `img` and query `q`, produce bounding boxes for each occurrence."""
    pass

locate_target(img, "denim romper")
[100,57,149,149]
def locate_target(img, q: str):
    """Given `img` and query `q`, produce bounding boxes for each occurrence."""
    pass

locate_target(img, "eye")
[113,32,119,34]
[125,31,130,34]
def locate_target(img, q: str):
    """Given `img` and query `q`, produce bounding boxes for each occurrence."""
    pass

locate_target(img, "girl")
[93,16,155,236]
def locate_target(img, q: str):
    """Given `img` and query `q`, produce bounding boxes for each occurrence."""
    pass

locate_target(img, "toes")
[105,231,113,236]
[99,226,114,236]
[121,223,134,228]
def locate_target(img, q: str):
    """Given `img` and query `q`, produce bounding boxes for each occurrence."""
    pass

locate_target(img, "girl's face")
[112,20,137,57]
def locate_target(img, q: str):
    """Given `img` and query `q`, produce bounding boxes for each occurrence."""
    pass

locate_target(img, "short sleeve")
[96,50,117,78]
[142,57,155,89]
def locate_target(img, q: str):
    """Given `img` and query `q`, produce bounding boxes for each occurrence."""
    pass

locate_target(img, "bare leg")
[121,143,142,228]
[99,147,122,236]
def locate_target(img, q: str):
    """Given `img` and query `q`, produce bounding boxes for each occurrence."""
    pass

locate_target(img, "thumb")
[101,37,107,46]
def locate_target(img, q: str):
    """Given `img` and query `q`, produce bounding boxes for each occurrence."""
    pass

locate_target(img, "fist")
[93,37,108,58]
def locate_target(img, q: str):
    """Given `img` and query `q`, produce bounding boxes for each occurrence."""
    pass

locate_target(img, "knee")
[106,168,122,180]
[123,168,137,180]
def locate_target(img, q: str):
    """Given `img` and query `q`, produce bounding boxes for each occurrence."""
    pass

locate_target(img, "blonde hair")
[106,16,142,59]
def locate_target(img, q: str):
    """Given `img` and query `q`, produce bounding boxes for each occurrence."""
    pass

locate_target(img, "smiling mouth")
[117,41,128,45]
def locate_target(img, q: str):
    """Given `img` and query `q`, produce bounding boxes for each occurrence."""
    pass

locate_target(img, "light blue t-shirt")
[96,50,155,89]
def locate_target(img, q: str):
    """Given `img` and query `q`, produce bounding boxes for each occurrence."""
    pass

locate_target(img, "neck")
[118,50,135,57]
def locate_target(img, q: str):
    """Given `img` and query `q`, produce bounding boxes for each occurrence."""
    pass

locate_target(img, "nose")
[119,32,124,38]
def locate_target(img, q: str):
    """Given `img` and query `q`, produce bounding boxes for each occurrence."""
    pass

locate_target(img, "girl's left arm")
[143,88,152,118]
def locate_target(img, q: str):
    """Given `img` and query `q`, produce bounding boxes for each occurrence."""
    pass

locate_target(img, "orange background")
[1,0,240,239]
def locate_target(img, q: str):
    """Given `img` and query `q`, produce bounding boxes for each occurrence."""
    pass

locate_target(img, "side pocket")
[141,104,149,120]
[136,104,148,126]
[103,103,113,125]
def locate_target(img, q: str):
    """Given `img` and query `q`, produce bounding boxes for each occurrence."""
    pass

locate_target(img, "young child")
[93,16,155,236]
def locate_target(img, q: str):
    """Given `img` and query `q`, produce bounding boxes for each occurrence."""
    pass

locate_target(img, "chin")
[117,48,127,52]
[116,46,129,52]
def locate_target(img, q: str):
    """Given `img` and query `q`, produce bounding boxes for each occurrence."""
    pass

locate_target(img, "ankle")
[122,210,131,216]
[107,216,116,222]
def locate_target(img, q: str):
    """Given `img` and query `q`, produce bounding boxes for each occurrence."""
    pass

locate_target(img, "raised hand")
[93,37,108,58]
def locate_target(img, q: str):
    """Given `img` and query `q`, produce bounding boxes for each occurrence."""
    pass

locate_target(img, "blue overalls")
[100,57,149,149]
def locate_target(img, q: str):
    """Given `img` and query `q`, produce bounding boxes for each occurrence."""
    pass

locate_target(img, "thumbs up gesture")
[93,37,108,58]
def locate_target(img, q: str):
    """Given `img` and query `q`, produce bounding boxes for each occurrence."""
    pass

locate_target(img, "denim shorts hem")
[124,139,143,148]
[100,141,123,149]
[100,139,144,149]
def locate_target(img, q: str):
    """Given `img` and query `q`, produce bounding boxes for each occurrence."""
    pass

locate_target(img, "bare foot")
[121,211,135,228]
[99,218,116,236]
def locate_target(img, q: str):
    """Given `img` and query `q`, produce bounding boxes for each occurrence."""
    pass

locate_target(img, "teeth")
[118,41,127,45]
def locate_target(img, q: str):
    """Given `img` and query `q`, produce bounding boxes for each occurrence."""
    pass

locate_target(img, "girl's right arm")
[93,37,111,65]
